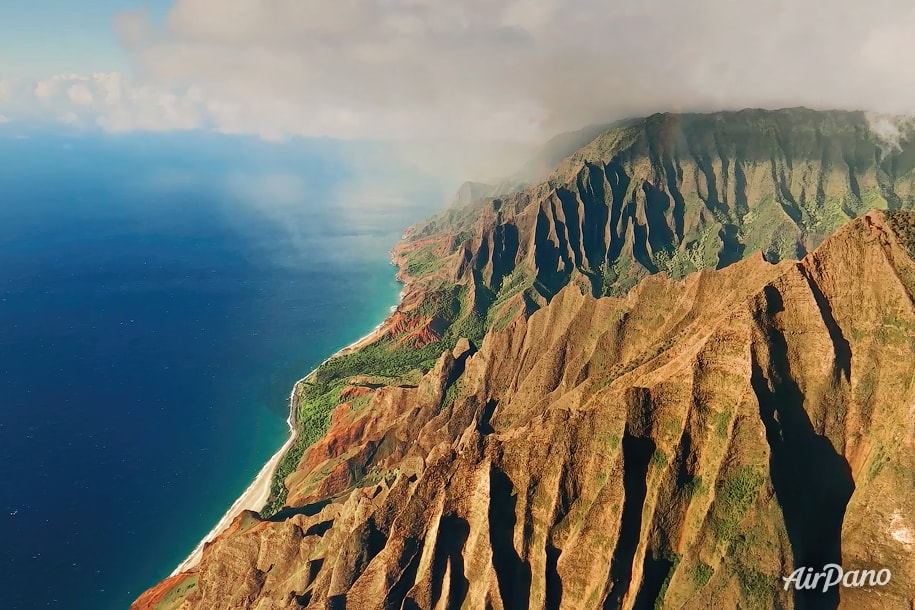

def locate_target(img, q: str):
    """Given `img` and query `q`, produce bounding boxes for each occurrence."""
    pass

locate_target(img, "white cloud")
[67,83,94,106]
[0,114,10,123]
[95,0,915,142]
[866,113,915,153]
[96,85,203,132]
[0,78,20,103]
[60,111,81,125]
[1,72,205,133]
[3,0,915,150]
[34,79,60,102]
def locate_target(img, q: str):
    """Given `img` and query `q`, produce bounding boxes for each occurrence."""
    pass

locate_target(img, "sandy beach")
[169,303,397,577]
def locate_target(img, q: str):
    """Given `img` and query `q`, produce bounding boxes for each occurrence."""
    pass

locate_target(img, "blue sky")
[0,0,169,78]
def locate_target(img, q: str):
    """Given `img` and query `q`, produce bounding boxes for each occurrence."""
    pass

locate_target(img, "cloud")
[95,0,915,143]
[0,114,10,123]
[60,111,82,125]
[0,78,20,103]
[34,79,60,102]
[67,83,94,106]
[4,0,915,154]
[0,72,205,133]
[866,113,915,153]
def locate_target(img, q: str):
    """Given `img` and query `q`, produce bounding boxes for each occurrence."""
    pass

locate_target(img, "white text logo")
[782,564,891,592]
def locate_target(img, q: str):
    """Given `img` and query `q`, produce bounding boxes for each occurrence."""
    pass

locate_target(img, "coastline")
[168,288,404,577]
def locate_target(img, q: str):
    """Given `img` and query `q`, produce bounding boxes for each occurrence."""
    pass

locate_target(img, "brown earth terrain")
[133,109,915,610]
[134,211,915,609]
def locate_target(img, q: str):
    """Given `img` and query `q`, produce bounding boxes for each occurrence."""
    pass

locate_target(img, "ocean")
[0,129,445,610]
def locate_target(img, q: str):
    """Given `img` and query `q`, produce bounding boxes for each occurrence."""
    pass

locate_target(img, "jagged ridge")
[405,108,915,331]
[134,211,915,610]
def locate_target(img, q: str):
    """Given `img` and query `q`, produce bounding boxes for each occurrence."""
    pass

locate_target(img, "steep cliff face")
[134,211,915,610]
[403,109,915,330]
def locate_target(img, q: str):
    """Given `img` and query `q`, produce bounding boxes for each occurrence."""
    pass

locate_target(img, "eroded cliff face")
[401,109,915,332]
[134,211,915,610]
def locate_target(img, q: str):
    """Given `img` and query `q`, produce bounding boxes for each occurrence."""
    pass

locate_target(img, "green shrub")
[694,561,713,587]
[709,466,765,542]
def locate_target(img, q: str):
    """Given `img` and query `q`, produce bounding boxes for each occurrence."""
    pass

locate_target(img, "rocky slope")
[400,108,915,335]
[135,211,915,609]
[133,109,915,609]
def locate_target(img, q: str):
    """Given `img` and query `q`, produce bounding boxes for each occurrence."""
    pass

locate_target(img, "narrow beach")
[169,298,399,577]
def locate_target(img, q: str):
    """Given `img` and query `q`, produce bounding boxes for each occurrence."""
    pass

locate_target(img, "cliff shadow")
[603,429,656,609]
[632,549,675,610]
[545,543,563,610]
[488,222,520,294]
[384,536,423,610]
[477,399,497,435]
[752,285,855,610]
[419,513,470,610]
[489,466,532,610]
[641,182,675,255]
[716,223,745,269]
[265,497,331,522]
[603,161,631,261]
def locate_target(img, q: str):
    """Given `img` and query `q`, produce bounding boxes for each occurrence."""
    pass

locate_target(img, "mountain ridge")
[132,109,915,610]
[133,209,915,609]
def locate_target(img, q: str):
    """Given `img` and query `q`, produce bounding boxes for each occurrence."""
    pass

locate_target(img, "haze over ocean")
[0,130,445,610]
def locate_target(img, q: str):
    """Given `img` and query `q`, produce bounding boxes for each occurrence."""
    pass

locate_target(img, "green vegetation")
[414,286,460,321]
[350,393,372,412]
[652,224,720,279]
[599,256,645,297]
[402,243,447,278]
[449,310,487,347]
[153,574,198,610]
[866,447,889,482]
[739,196,802,262]
[887,210,915,257]
[487,267,535,328]
[653,248,697,280]
[712,411,732,439]
[651,448,668,470]
[261,337,452,516]
[493,267,535,306]
[440,379,462,412]
[693,561,713,588]
[654,551,682,610]
[684,475,705,498]
[726,525,775,607]
[262,269,491,516]
[708,466,765,542]
[734,566,770,606]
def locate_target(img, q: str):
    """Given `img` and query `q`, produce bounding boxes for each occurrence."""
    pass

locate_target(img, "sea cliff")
[133,109,915,609]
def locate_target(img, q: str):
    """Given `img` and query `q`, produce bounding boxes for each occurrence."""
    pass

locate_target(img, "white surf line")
[169,291,403,576]
[168,390,298,577]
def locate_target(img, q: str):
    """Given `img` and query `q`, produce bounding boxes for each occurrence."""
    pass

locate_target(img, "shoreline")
[169,286,404,577]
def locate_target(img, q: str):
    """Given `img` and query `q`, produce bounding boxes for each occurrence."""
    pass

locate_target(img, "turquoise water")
[0,130,444,609]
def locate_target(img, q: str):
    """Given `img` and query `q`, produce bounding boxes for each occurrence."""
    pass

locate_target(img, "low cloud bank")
[3,0,915,179]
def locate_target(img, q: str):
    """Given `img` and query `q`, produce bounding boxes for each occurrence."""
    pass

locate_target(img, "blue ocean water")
[0,130,445,610]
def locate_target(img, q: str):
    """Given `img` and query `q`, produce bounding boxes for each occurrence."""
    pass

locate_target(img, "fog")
[4,0,915,184]
[116,0,915,138]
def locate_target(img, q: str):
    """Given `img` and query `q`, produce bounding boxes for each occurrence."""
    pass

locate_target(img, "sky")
[2,0,915,149]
